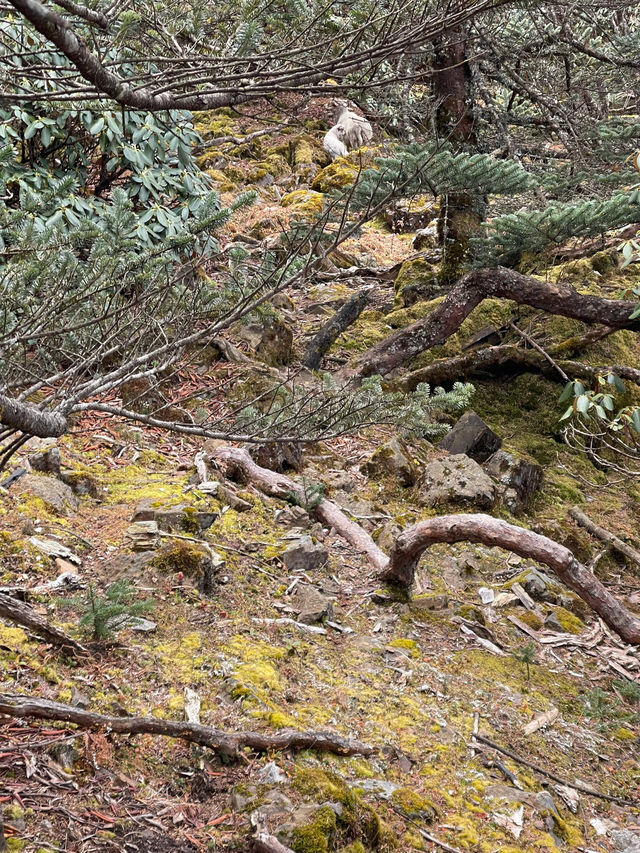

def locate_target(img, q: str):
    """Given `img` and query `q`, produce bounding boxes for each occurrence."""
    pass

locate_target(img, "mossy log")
[381,513,640,645]
[353,266,640,378]
[400,344,640,390]
[302,285,372,369]
[0,693,375,758]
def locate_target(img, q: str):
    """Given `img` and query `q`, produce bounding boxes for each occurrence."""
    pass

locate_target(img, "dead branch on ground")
[209,446,388,571]
[302,285,373,369]
[569,506,640,569]
[0,694,375,758]
[0,593,88,656]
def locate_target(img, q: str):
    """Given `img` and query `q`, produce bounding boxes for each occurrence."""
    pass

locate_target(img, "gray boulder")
[363,436,417,487]
[289,583,334,624]
[416,454,495,509]
[15,473,79,516]
[439,412,501,463]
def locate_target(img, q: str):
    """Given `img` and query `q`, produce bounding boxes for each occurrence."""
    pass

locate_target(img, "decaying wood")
[0,593,88,656]
[250,833,295,853]
[0,693,375,758]
[474,733,636,807]
[209,446,388,571]
[569,506,640,569]
[354,267,640,378]
[522,706,559,736]
[382,513,640,645]
[302,285,372,369]
[401,344,640,391]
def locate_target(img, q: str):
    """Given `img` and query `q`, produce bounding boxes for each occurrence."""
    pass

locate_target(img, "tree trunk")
[433,30,485,283]
[381,513,640,645]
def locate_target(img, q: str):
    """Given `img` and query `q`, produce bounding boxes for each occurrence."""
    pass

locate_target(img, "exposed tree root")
[353,267,640,378]
[569,506,640,569]
[0,592,88,656]
[400,345,640,390]
[0,694,375,758]
[381,513,640,645]
[209,446,388,571]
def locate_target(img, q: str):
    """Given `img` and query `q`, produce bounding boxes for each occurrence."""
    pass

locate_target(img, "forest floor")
[1,99,639,853]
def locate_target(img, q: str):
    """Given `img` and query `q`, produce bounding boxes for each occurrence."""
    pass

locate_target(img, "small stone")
[217,485,252,512]
[439,412,502,463]
[409,593,449,613]
[107,615,157,633]
[124,521,160,551]
[70,687,90,708]
[29,445,61,476]
[257,761,287,784]
[478,587,495,604]
[281,536,329,572]
[289,583,334,624]
[484,449,542,513]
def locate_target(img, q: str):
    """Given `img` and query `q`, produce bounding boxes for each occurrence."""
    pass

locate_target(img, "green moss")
[291,805,336,853]
[281,189,325,219]
[394,259,440,306]
[7,840,27,852]
[516,610,543,631]
[312,158,360,192]
[151,540,208,579]
[612,726,636,740]
[554,606,584,634]
[338,843,366,853]
[390,787,437,820]
[388,638,420,658]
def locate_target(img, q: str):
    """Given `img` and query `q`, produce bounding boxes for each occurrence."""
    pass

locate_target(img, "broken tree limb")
[473,733,637,807]
[209,446,388,571]
[302,285,373,369]
[381,513,640,645]
[353,267,640,378]
[0,693,375,758]
[569,506,640,569]
[0,592,88,656]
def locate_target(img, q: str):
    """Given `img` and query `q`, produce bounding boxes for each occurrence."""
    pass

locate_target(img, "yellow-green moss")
[553,606,584,634]
[281,189,325,219]
[291,805,336,853]
[155,632,206,683]
[390,787,437,820]
[388,638,420,658]
[516,610,543,631]
[612,726,636,740]
[151,540,207,579]
[338,843,366,853]
[312,158,359,193]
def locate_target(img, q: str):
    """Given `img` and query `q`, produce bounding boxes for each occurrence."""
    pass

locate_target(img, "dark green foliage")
[61,580,155,641]
[286,477,327,512]
[513,641,536,681]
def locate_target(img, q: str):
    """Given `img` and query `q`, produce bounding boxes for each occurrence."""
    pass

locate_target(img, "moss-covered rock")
[281,189,325,219]
[312,158,360,193]
[394,259,442,307]
[151,540,220,594]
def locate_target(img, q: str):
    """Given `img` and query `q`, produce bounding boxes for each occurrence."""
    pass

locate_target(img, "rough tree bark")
[380,513,640,644]
[209,446,388,571]
[0,694,375,758]
[0,592,87,656]
[353,267,640,378]
[302,285,372,370]
[0,395,67,438]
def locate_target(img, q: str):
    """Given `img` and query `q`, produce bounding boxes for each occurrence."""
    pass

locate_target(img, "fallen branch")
[302,285,373,369]
[473,733,637,807]
[0,694,375,758]
[353,267,640,378]
[209,446,388,571]
[381,514,640,645]
[569,506,640,569]
[0,592,87,656]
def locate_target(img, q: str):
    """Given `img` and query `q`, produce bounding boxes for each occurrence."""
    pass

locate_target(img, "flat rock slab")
[282,536,329,572]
